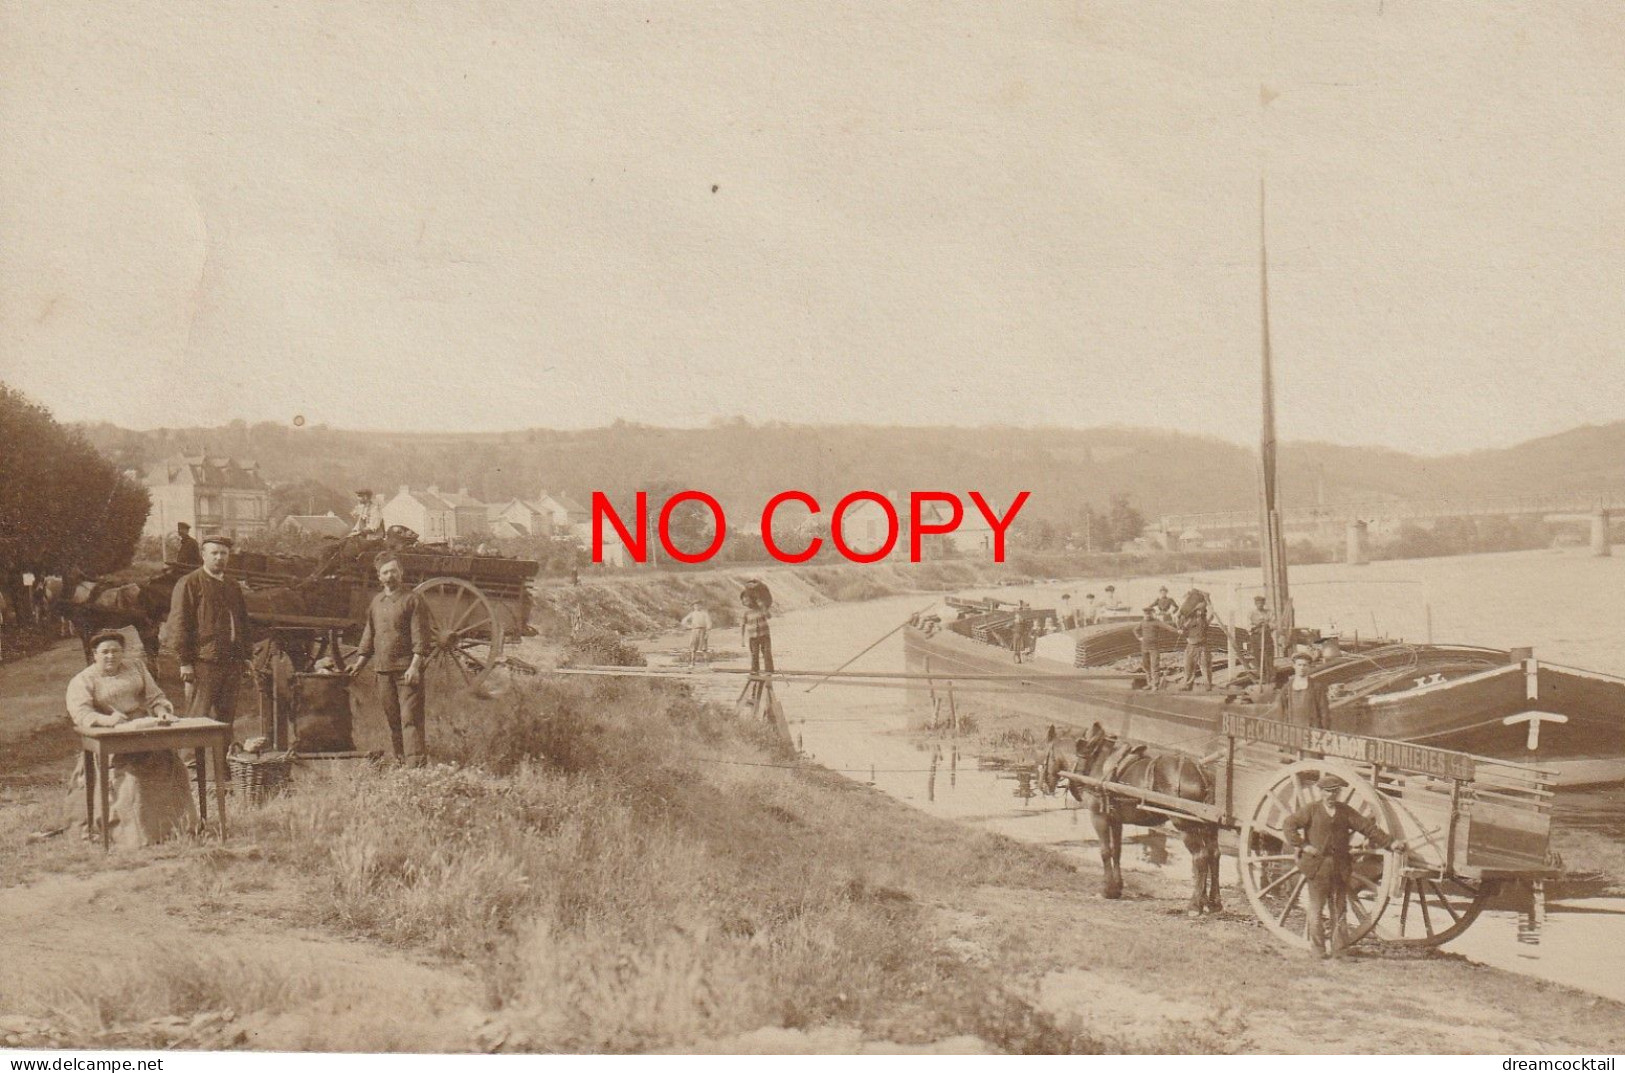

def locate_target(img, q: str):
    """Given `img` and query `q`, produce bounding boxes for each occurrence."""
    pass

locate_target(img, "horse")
[1039,723,1222,915]
[53,567,182,663]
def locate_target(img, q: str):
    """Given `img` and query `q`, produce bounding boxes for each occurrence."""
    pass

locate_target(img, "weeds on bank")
[13,947,327,1033]
[209,673,1089,1051]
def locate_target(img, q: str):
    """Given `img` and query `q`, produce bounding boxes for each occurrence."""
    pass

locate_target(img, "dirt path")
[0,854,484,1050]
[0,644,484,1051]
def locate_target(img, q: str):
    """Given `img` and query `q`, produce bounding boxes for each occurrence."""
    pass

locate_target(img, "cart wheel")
[1238,760,1400,953]
[1370,874,1499,947]
[413,577,506,696]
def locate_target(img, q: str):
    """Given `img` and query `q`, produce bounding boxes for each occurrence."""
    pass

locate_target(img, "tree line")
[0,384,150,613]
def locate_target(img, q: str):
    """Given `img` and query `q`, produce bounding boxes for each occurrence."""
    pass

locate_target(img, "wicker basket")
[227,748,295,806]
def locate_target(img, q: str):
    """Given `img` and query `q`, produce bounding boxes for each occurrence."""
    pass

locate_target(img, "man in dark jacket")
[1276,653,1331,728]
[349,551,432,766]
[1284,772,1407,957]
[172,522,203,568]
[168,535,251,722]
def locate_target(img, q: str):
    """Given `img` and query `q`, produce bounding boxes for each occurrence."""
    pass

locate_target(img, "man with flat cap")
[348,551,431,766]
[171,522,202,568]
[1284,771,1407,958]
[168,534,251,724]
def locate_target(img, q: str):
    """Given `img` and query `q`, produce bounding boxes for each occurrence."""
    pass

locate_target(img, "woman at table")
[65,630,198,848]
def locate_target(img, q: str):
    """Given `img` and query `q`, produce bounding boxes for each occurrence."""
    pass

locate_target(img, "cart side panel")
[1461,799,1550,873]
[1461,760,1555,874]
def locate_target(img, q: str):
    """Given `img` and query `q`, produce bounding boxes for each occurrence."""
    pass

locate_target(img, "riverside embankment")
[530,549,1259,639]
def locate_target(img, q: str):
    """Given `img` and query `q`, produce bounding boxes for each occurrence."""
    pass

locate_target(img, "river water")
[653,547,1625,1002]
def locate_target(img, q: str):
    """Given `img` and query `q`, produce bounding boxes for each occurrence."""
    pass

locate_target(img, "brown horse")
[1039,723,1222,915]
[53,567,183,663]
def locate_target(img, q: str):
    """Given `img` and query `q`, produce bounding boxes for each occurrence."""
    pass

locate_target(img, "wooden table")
[78,718,233,850]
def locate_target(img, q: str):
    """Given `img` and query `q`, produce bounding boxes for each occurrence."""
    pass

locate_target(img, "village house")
[382,486,454,544]
[832,494,997,560]
[141,453,270,541]
[438,487,489,541]
[536,490,590,538]
[487,498,550,537]
[280,512,351,539]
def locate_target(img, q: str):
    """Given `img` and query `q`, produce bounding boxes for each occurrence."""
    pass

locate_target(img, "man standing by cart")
[349,552,432,766]
[171,522,202,568]
[1284,772,1406,958]
[169,535,251,724]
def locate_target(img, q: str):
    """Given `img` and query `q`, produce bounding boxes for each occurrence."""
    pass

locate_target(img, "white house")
[382,486,454,544]
[537,491,590,536]
[487,498,549,536]
[437,487,489,541]
[142,454,270,541]
[833,495,999,560]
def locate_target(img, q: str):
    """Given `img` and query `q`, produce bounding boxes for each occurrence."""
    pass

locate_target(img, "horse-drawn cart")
[229,536,539,695]
[232,542,539,693]
[1044,712,1558,953]
[222,538,541,753]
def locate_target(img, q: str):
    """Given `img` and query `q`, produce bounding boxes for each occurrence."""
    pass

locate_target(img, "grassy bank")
[1,675,1123,1052]
[3,659,1624,1052]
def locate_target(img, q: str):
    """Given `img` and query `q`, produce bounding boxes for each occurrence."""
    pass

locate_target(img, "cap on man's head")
[1318,772,1348,791]
[201,535,233,549]
[374,551,402,569]
[1158,586,1167,593]
[1105,585,1116,591]
[176,522,190,532]
[1254,595,1267,603]
[88,629,127,650]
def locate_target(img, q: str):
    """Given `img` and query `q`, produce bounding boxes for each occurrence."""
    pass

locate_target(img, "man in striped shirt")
[741,604,773,675]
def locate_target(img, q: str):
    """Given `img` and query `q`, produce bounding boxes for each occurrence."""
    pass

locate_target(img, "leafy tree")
[1106,494,1146,550]
[0,383,149,605]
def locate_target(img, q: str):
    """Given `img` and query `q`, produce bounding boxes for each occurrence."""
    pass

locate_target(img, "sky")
[3,1,1624,455]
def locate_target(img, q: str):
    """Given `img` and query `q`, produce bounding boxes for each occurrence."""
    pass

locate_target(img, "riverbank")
[3,640,1622,1052]
[532,548,1261,640]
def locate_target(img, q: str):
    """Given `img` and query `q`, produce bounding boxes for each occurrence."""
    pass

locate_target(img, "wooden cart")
[232,541,540,696]
[1057,712,1557,951]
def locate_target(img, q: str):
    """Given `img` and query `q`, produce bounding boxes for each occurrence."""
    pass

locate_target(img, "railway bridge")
[1157,491,1620,560]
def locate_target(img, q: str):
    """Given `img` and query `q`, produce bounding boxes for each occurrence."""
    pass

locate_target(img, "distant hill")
[72,419,1625,526]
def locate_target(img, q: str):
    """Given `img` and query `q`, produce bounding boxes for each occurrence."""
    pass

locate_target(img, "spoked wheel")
[1370,874,1499,947]
[1239,760,1400,953]
[413,577,506,697]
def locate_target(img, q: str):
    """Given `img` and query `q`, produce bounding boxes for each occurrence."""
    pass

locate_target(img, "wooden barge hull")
[904,625,1625,786]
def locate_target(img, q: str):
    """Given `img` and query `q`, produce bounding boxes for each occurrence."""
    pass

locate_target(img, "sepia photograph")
[2,0,1624,1059]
